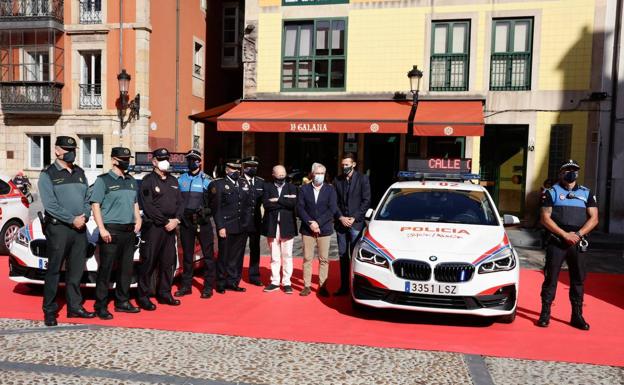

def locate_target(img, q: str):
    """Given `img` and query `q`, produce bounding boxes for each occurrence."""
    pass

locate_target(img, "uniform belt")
[44,215,71,227]
[105,223,135,232]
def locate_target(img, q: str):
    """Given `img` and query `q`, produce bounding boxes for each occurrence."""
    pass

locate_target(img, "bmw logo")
[429,256,438,262]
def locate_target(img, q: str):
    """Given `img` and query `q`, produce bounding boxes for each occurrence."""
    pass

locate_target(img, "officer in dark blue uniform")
[241,156,264,286]
[537,160,599,330]
[90,147,142,319]
[211,159,253,293]
[136,148,185,310]
[174,149,215,299]
[38,136,95,326]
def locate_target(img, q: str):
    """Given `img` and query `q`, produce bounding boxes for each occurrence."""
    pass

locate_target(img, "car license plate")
[405,281,457,295]
[38,258,48,270]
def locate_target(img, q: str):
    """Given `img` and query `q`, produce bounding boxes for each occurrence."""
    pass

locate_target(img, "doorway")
[285,134,339,181]
[364,134,401,206]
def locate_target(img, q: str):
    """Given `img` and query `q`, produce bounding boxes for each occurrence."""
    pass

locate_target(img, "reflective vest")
[548,183,590,231]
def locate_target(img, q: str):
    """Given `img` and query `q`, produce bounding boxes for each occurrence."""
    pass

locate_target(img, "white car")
[351,172,520,323]
[8,172,203,288]
[0,175,31,255]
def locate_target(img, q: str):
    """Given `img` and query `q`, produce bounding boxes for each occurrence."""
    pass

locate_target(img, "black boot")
[536,302,551,327]
[570,303,590,330]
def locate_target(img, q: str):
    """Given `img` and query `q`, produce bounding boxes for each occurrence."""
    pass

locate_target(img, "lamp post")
[407,65,423,106]
[117,69,140,145]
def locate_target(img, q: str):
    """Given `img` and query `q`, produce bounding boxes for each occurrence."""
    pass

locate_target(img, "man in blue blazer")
[297,163,339,297]
[333,153,371,295]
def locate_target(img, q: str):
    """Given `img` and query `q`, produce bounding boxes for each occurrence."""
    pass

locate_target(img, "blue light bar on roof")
[397,171,481,181]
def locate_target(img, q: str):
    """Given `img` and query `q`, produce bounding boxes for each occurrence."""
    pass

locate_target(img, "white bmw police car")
[351,172,520,323]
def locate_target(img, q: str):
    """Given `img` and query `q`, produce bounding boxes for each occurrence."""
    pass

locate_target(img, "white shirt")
[275,182,284,222]
[313,183,323,203]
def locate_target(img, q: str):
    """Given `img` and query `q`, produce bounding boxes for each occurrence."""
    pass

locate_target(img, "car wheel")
[0,219,22,255]
[498,309,517,324]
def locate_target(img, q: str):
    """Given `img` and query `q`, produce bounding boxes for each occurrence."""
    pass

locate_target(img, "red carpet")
[1,256,623,367]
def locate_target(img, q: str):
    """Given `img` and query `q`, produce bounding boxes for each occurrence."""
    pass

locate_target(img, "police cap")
[242,156,260,166]
[185,149,202,160]
[111,147,134,158]
[225,158,242,169]
[152,147,170,160]
[559,159,580,171]
[55,136,77,149]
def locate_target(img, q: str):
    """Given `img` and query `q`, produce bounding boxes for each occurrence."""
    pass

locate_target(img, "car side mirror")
[364,208,374,221]
[503,214,520,226]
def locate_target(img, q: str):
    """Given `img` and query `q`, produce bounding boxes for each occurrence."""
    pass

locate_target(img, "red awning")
[413,100,484,136]
[217,100,412,133]
[189,100,240,123]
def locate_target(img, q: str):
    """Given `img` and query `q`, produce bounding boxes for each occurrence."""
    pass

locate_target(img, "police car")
[0,175,31,255]
[8,165,203,288]
[351,170,520,323]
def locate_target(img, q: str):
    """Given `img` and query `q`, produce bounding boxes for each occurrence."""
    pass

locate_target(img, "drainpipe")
[119,0,123,71]
[175,0,180,151]
[605,0,623,231]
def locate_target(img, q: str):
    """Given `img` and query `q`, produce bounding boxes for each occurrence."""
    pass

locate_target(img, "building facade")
[221,0,616,228]
[0,0,207,183]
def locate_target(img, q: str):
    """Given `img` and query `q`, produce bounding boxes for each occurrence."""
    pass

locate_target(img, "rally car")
[351,172,520,323]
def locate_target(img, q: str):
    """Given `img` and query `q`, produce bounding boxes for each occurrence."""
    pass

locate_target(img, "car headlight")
[355,244,390,269]
[478,248,516,274]
[14,228,29,247]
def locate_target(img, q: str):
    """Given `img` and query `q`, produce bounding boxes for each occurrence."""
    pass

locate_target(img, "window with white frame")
[194,42,204,77]
[80,136,104,169]
[29,135,51,169]
[79,51,102,109]
[24,49,51,81]
[222,3,239,68]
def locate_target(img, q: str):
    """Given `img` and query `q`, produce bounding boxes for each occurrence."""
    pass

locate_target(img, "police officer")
[241,156,264,286]
[136,148,185,310]
[38,136,95,326]
[174,149,216,299]
[90,147,142,320]
[211,159,253,293]
[537,160,599,330]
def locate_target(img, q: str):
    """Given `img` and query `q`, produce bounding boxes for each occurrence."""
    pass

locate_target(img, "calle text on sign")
[407,158,472,173]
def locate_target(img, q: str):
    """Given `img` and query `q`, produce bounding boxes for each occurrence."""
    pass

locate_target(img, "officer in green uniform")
[38,136,95,326]
[90,147,142,320]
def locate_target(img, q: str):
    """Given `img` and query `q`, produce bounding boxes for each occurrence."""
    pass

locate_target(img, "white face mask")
[313,174,325,185]
[157,160,170,172]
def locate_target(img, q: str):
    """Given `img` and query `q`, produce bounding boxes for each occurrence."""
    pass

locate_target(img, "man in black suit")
[241,156,264,286]
[262,165,298,294]
[211,159,253,293]
[333,153,371,295]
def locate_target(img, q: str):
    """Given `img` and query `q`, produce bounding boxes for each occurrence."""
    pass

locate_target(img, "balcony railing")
[429,54,469,91]
[79,0,101,24]
[490,52,532,91]
[0,0,63,22]
[79,83,101,109]
[0,81,62,115]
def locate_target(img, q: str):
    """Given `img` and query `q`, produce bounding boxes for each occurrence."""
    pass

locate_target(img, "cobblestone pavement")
[0,319,622,385]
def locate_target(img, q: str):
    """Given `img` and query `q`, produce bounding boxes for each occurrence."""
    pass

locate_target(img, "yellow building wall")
[256,13,283,94]
[534,111,588,191]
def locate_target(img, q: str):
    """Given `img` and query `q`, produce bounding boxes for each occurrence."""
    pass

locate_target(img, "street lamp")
[117,69,140,134]
[407,65,423,105]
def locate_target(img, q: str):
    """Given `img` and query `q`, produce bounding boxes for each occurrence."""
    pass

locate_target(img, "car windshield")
[375,188,499,226]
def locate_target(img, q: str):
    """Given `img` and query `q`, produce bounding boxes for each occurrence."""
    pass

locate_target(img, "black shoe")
[536,302,551,327]
[157,296,181,306]
[216,287,226,294]
[114,302,140,313]
[283,285,293,294]
[137,297,157,311]
[318,286,330,298]
[263,284,280,292]
[333,287,349,296]
[96,308,113,320]
[67,307,96,319]
[174,286,192,297]
[250,280,263,287]
[44,314,57,327]
[226,285,246,292]
[201,290,213,299]
[571,304,590,330]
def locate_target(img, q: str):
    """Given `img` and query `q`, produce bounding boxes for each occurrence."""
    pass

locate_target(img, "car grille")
[29,239,47,257]
[434,263,475,283]
[393,260,431,281]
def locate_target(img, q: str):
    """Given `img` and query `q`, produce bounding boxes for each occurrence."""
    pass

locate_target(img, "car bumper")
[351,259,518,317]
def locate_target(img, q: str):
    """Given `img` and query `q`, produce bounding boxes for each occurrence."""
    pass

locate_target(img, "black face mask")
[563,171,578,183]
[342,166,353,175]
[188,160,200,172]
[244,167,257,177]
[228,171,240,181]
[62,150,76,163]
[116,159,130,171]
[274,177,285,186]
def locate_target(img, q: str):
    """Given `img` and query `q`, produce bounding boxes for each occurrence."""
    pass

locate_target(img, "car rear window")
[375,188,499,226]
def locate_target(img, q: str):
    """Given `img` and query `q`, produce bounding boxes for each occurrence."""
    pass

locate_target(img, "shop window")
[547,125,572,181]
[29,135,51,169]
[490,18,533,91]
[282,19,346,91]
[222,3,239,68]
[430,21,470,91]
